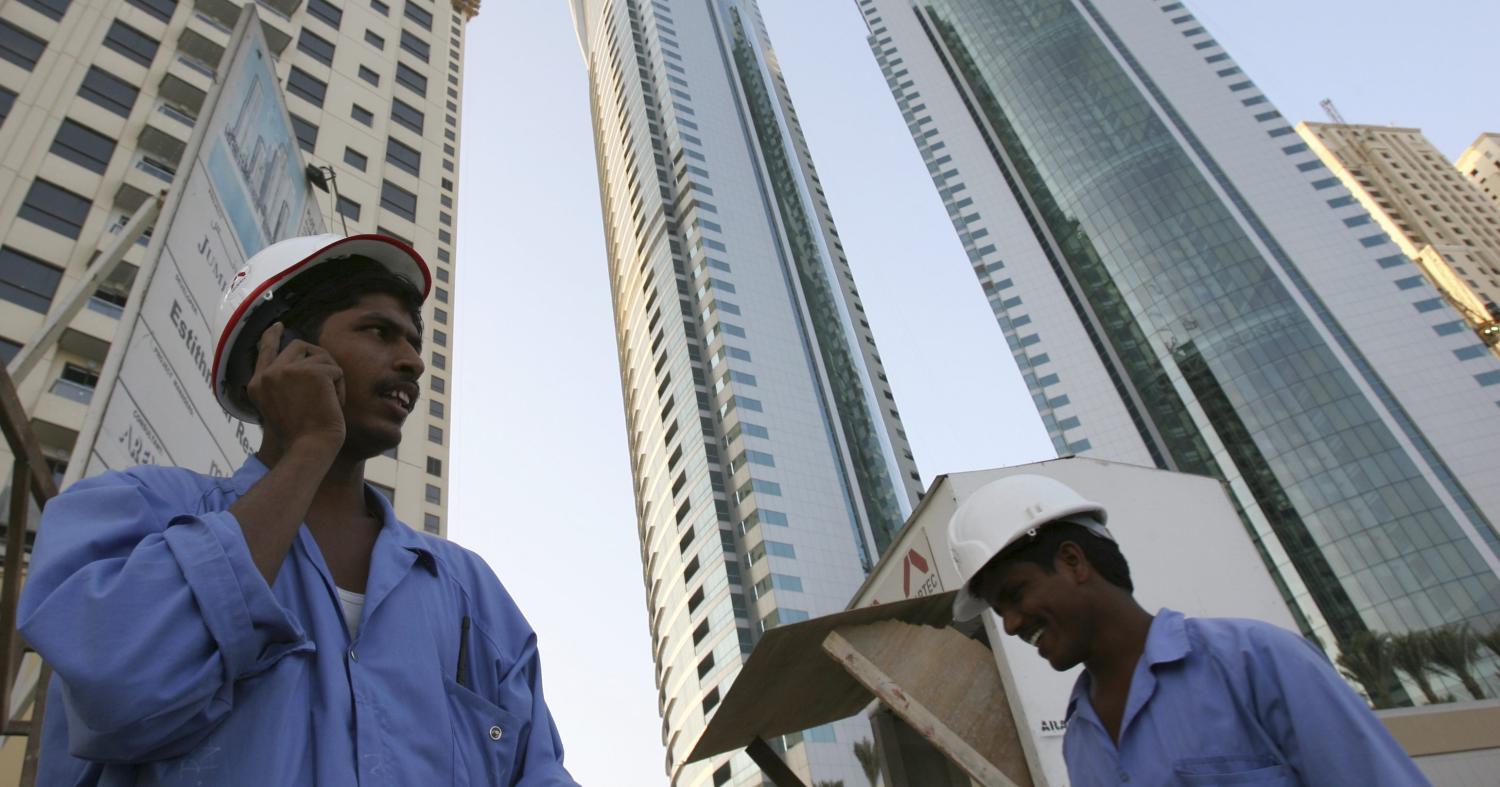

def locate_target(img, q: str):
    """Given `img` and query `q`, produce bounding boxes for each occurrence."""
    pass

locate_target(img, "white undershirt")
[336,587,366,638]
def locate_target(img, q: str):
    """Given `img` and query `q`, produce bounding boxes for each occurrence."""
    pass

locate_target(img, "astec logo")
[903,549,938,597]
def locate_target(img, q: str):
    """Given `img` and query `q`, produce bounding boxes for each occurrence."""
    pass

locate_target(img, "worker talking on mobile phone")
[20,234,579,786]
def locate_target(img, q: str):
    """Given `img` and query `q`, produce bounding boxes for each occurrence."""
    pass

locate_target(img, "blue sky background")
[450,1,1497,783]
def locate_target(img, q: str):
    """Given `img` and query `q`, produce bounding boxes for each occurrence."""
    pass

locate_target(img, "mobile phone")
[278,326,310,353]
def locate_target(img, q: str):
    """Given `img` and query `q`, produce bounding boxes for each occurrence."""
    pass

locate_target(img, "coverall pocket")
[445,676,523,787]
[1174,754,1296,786]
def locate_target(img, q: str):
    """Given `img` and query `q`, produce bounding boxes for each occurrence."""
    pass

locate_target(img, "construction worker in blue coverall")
[19,234,579,786]
[947,474,1431,787]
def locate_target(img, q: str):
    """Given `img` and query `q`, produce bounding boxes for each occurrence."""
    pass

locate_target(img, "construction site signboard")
[68,6,324,484]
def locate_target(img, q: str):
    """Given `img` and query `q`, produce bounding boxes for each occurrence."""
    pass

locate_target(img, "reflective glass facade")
[915,0,1500,653]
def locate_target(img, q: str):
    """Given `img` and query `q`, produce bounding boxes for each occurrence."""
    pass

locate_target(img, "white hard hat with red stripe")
[947,474,1112,621]
[211,233,431,423]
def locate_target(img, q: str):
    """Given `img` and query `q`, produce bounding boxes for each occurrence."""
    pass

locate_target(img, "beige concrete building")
[1299,122,1500,349]
[1458,132,1500,213]
[0,0,475,536]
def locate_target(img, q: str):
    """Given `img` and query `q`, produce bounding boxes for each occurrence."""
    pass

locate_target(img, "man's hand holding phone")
[248,322,346,458]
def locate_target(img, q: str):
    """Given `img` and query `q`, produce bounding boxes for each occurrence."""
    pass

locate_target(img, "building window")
[19,180,90,239]
[126,0,175,22]
[336,196,360,221]
[371,0,389,14]
[435,287,448,304]
[429,399,443,418]
[297,29,335,65]
[51,119,116,174]
[423,513,439,533]
[358,65,378,85]
[428,425,442,444]
[426,456,442,475]
[287,67,327,107]
[103,21,158,67]
[391,98,423,134]
[0,247,62,312]
[0,336,21,366]
[431,375,444,393]
[351,103,373,126]
[22,0,71,22]
[394,62,426,96]
[307,0,342,28]
[404,1,432,30]
[434,307,447,324]
[380,180,417,221]
[434,265,448,282]
[344,146,368,171]
[0,20,47,70]
[399,30,429,62]
[436,248,450,263]
[78,66,137,117]
[430,351,445,370]
[377,225,409,245]
[0,87,13,129]
[425,484,440,504]
[364,29,385,49]
[433,329,446,347]
[49,362,98,403]
[289,114,317,152]
[385,136,421,176]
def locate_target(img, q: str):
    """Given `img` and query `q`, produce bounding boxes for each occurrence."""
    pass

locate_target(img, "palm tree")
[1482,626,1500,688]
[1426,624,1487,700]
[1390,631,1445,704]
[1480,625,1500,661]
[853,738,880,787]
[1337,631,1396,708]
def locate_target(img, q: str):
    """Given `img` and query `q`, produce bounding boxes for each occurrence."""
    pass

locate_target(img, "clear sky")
[450,1,1497,784]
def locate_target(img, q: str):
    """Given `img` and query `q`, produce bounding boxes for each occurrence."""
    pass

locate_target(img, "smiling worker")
[20,234,577,786]
[947,474,1428,786]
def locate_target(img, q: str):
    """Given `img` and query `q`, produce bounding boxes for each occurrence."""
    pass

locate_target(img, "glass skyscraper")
[857,0,1500,700]
[569,0,924,783]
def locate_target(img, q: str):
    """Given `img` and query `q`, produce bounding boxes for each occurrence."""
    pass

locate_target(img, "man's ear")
[1055,541,1093,584]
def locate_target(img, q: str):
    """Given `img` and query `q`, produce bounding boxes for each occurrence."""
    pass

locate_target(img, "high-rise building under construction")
[0,0,473,536]
[569,0,925,783]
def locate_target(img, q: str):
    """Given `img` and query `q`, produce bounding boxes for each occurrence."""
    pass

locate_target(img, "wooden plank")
[0,368,59,503]
[0,459,27,727]
[823,620,1031,787]
[744,737,809,787]
[685,592,955,763]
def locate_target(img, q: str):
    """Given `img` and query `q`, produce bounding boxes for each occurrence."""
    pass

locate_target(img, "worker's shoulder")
[63,463,227,503]
[1185,614,1323,664]
[417,534,534,628]
[419,533,509,592]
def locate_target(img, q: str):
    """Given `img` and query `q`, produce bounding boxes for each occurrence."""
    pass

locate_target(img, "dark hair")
[279,256,424,341]
[975,520,1134,593]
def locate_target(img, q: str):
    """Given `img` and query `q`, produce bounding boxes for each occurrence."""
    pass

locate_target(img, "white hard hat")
[948,474,1111,621]
[211,233,431,423]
